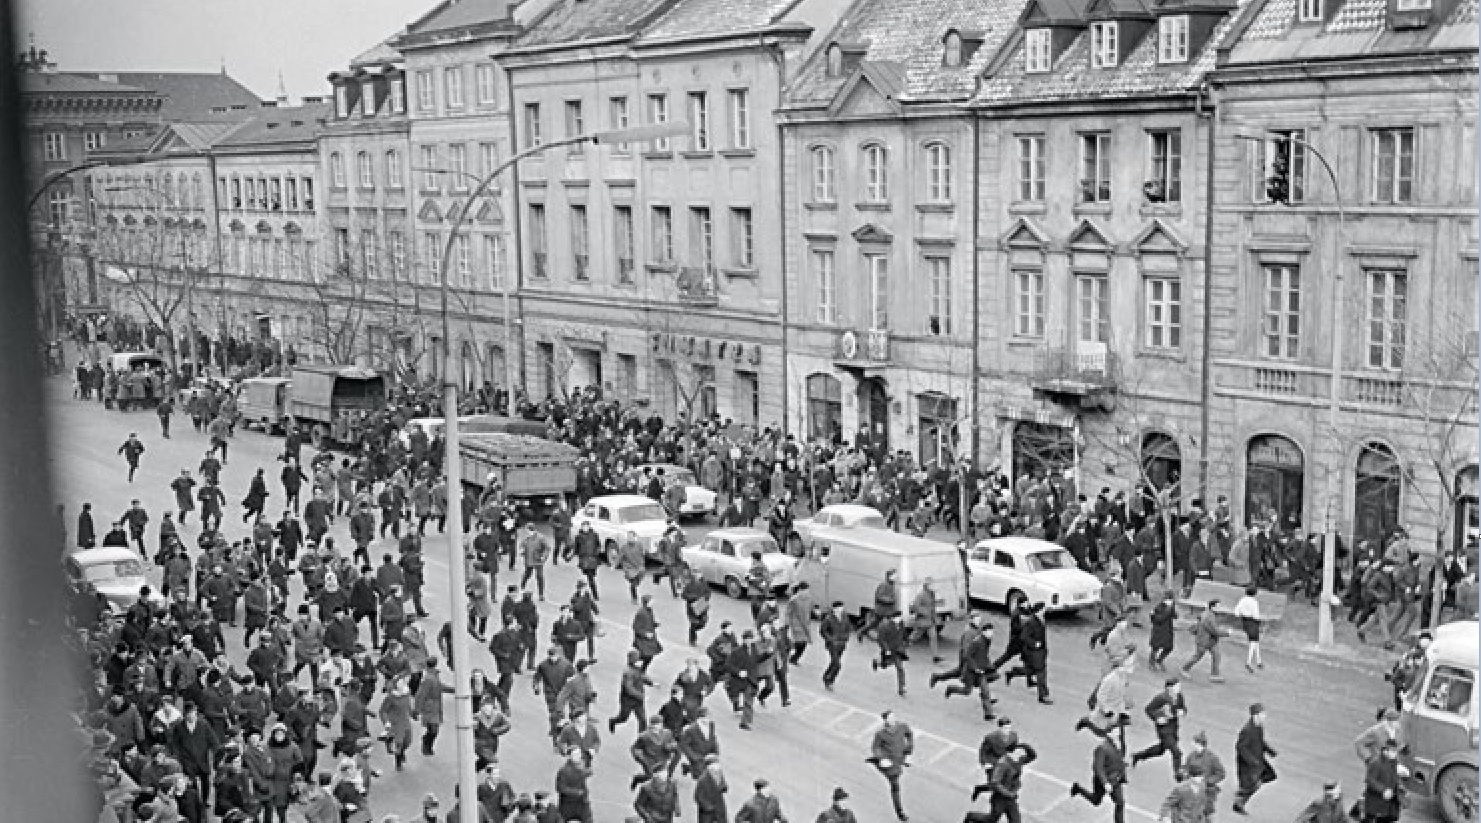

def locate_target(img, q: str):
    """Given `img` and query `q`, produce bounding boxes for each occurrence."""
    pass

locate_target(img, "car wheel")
[725,577,745,600]
[1439,763,1478,823]
[604,540,620,567]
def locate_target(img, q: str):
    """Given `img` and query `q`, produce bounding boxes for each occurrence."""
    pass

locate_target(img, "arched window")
[862,143,888,202]
[924,142,952,201]
[826,43,844,77]
[1354,442,1402,549]
[329,152,346,188]
[357,151,374,188]
[1141,431,1182,501]
[943,31,963,67]
[1245,434,1305,528]
[810,145,836,203]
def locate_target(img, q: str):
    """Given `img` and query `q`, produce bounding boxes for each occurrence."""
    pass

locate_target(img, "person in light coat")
[620,531,647,604]
[783,584,813,665]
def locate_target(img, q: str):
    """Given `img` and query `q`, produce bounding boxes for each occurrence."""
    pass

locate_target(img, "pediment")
[851,223,894,244]
[829,72,901,119]
[474,199,503,225]
[418,199,443,223]
[1001,217,1049,249]
[1068,219,1111,249]
[1133,219,1187,254]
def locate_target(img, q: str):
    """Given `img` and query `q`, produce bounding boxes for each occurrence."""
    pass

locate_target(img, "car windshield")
[1026,550,1075,572]
[738,538,780,556]
[82,559,146,580]
[849,513,886,529]
[617,503,668,524]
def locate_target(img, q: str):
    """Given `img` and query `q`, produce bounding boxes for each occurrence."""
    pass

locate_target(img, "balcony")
[835,328,890,367]
[1031,341,1117,395]
[1346,375,1407,407]
[676,267,718,306]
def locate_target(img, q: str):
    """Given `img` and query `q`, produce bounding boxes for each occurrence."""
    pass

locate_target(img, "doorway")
[917,393,957,468]
[1012,421,1075,483]
[807,373,842,444]
[1353,442,1402,548]
[858,377,890,454]
[1141,432,1183,503]
[1245,434,1305,529]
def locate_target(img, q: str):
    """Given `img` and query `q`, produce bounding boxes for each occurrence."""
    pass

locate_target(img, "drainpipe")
[1197,83,1216,509]
[970,116,982,464]
[766,44,791,434]
[504,68,528,403]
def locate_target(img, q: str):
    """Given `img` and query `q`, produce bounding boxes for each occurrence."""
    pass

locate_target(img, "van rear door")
[900,549,970,622]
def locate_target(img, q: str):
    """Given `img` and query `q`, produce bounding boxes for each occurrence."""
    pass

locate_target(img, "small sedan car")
[966,536,1102,614]
[633,463,717,520]
[682,527,798,599]
[572,494,673,565]
[64,547,161,614]
[790,503,887,548]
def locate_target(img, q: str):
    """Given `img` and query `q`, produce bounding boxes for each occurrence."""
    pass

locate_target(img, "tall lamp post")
[1235,128,1345,647]
[426,119,689,823]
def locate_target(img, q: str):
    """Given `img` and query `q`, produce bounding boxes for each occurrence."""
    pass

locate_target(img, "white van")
[794,528,970,629]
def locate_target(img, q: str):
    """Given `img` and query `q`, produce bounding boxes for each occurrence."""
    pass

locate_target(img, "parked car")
[64,547,162,614]
[571,494,672,566]
[965,536,1102,614]
[1399,619,1478,823]
[632,463,717,520]
[682,527,797,599]
[790,503,887,552]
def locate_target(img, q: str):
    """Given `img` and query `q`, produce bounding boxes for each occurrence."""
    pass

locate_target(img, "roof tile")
[1327,0,1386,31]
[640,0,798,40]
[78,72,262,120]
[516,0,676,47]
[407,0,514,32]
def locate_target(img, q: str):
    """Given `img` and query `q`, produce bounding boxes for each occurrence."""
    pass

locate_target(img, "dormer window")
[390,76,406,114]
[1297,0,1322,21]
[1158,15,1189,63]
[1090,21,1118,68]
[361,81,376,116]
[1025,29,1052,73]
[944,31,964,66]
[1395,0,1431,9]
[826,43,844,77]
[334,84,350,118]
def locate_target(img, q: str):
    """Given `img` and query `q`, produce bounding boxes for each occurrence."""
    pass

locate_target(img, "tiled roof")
[407,0,515,32]
[21,73,149,95]
[787,0,1033,105]
[1229,0,1477,56]
[350,37,404,68]
[77,72,263,120]
[215,102,333,148]
[974,0,1242,104]
[1026,0,1093,23]
[639,0,798,41]
[172,122,244,150]
[515,0,677,47]
[1327,0,1386,30]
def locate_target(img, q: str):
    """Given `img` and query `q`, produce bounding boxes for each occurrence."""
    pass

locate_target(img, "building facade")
[1206,0,1479,550]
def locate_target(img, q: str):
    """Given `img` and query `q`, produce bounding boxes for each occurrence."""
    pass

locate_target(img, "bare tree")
[97,210,217,370]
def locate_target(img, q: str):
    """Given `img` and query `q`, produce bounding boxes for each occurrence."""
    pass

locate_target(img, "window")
[84,131,105,151]
[811,146,837,203]
[480,143,499,178]
[570,205,589,281]
[688,92,710,151]
[1090,21,1119,68]
[862,144,889,201]
[1298,0,1322,20]
[523,103,542,147]
[419,145,439,190]
[1077,275,1109,343]
[334,228,351,267]
[866,253,889,330]
[1080,132,1111,203]
[476,65,497,106]
[1255,130,1307,203]
[730,207,753,268]
[647,94,670,152]
[361,230,378,279]
[44,132,65,161]
[357,152,374,189]
[335,84,349,117]
[454,235,472,288]
[927,256,952,335]
[444,67,464,109]
[1367,270,1407,369]
[1145,278,1182,348]
[389,231,406,279]
[420,232,441,283]
[826,44,844,77]
[651,206,673,265]
[528,204,547,278]
[924,142,952,202]
[608,97,630,153]
[361,81,376,116]
[385,150,402,189]
[390,76,406,114]
[1372,128,1415,204]
[1025,29,1052,73]
[1014,270,1045,337]
[286,178,299,210]
[47,189,68,226]
[564,100,584,154]
[813,249,836,323]
[1396,0,1431,9]
[1017,135,1046,202]
[269,178,282,210]
[448,144,467,188]
[1423,666,1474,715]
[1148,130,1182,202]
[415,70,435,111]
[329,152,346,188]
[1158,16,1189,63]
[483,234,505,289]
[302,177,314,210]
[689,207,714,269]
[728,90,750,150]
[614,206,635,283]
[943,31,963,67]
[1263,264,1301,359]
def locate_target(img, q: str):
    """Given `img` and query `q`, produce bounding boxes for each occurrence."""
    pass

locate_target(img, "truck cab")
[1400,620,1478,823]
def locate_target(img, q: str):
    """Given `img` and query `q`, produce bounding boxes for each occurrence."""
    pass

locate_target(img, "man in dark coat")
[1003,603,1052,704]
[118,432,146,483]
[1070,734,1127,823]
[1232,703,1277,815]
[77,502,97,549]
[168,702,220,804]
[693,755,728,823]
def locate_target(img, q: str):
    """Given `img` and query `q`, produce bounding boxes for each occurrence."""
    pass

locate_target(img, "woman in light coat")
[1227,526,1252,587]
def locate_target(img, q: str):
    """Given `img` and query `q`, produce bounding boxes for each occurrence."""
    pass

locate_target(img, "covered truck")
[459,432,579,520]
[285,364,386,448]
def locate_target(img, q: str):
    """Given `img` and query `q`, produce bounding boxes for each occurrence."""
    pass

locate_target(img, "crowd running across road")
[56,338,1477,823]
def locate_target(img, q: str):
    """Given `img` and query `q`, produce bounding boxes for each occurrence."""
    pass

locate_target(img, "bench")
[1179,579,1288,626]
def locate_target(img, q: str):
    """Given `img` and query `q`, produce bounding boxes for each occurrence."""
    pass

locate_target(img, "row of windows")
[1023,16,1192,73]
[334,76,406,119]
[328,145,502,192]
[411,64,500,115]
[96,172,209,211]
[46,129,145,162]
[807,142,955,205]
[1254,128,1418,205]
[524,203,755,283]
[807,250,956,336]
[219,174,315,212]
[521,89,752,155]
[325,227,509,292]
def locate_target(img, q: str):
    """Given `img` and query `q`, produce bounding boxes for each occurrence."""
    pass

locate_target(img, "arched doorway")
[1353,442,1402,548]
[1012,421,1075,483]
[806,373,842,443]
[1245,434,1305,529]
[485,343,505,387]
[1142,432,1183,510]
[858,377,890,454]
[1455,466,1478,557]
[917,393,957,468]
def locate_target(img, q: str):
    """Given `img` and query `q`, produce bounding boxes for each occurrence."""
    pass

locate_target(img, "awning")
[997,403,1076,429]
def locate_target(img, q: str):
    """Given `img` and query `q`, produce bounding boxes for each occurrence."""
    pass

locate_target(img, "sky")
[17,0,442,102]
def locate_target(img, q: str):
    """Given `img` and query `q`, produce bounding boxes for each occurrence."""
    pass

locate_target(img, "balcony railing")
[1346,375,1407,407]
[676,266,718,306]
[1031,342,1117,393]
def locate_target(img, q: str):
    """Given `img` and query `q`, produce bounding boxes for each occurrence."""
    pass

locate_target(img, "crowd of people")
[59,345,1469,823]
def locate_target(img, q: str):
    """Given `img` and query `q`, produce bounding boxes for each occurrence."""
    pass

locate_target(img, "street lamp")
[427,118,689,823]
[1233,128,1345,647]
[104,185,203,376]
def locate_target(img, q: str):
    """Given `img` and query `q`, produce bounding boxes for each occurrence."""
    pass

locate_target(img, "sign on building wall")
[650,331,761,365]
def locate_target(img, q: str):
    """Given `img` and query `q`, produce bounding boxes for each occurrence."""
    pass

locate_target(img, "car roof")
[69,547,145,565]
[817,504,885,520]
[973,536,1066,556]
[588,494,662,508]
[636,463,691,473]
[1429,620,1478,667]
[705,527,774,541]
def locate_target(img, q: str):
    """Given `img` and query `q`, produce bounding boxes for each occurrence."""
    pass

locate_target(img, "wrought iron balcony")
[676,266,718,306]
[1031,341,1117,395]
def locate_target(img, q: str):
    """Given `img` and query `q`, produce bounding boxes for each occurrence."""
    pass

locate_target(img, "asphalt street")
[48,378,1442,822]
